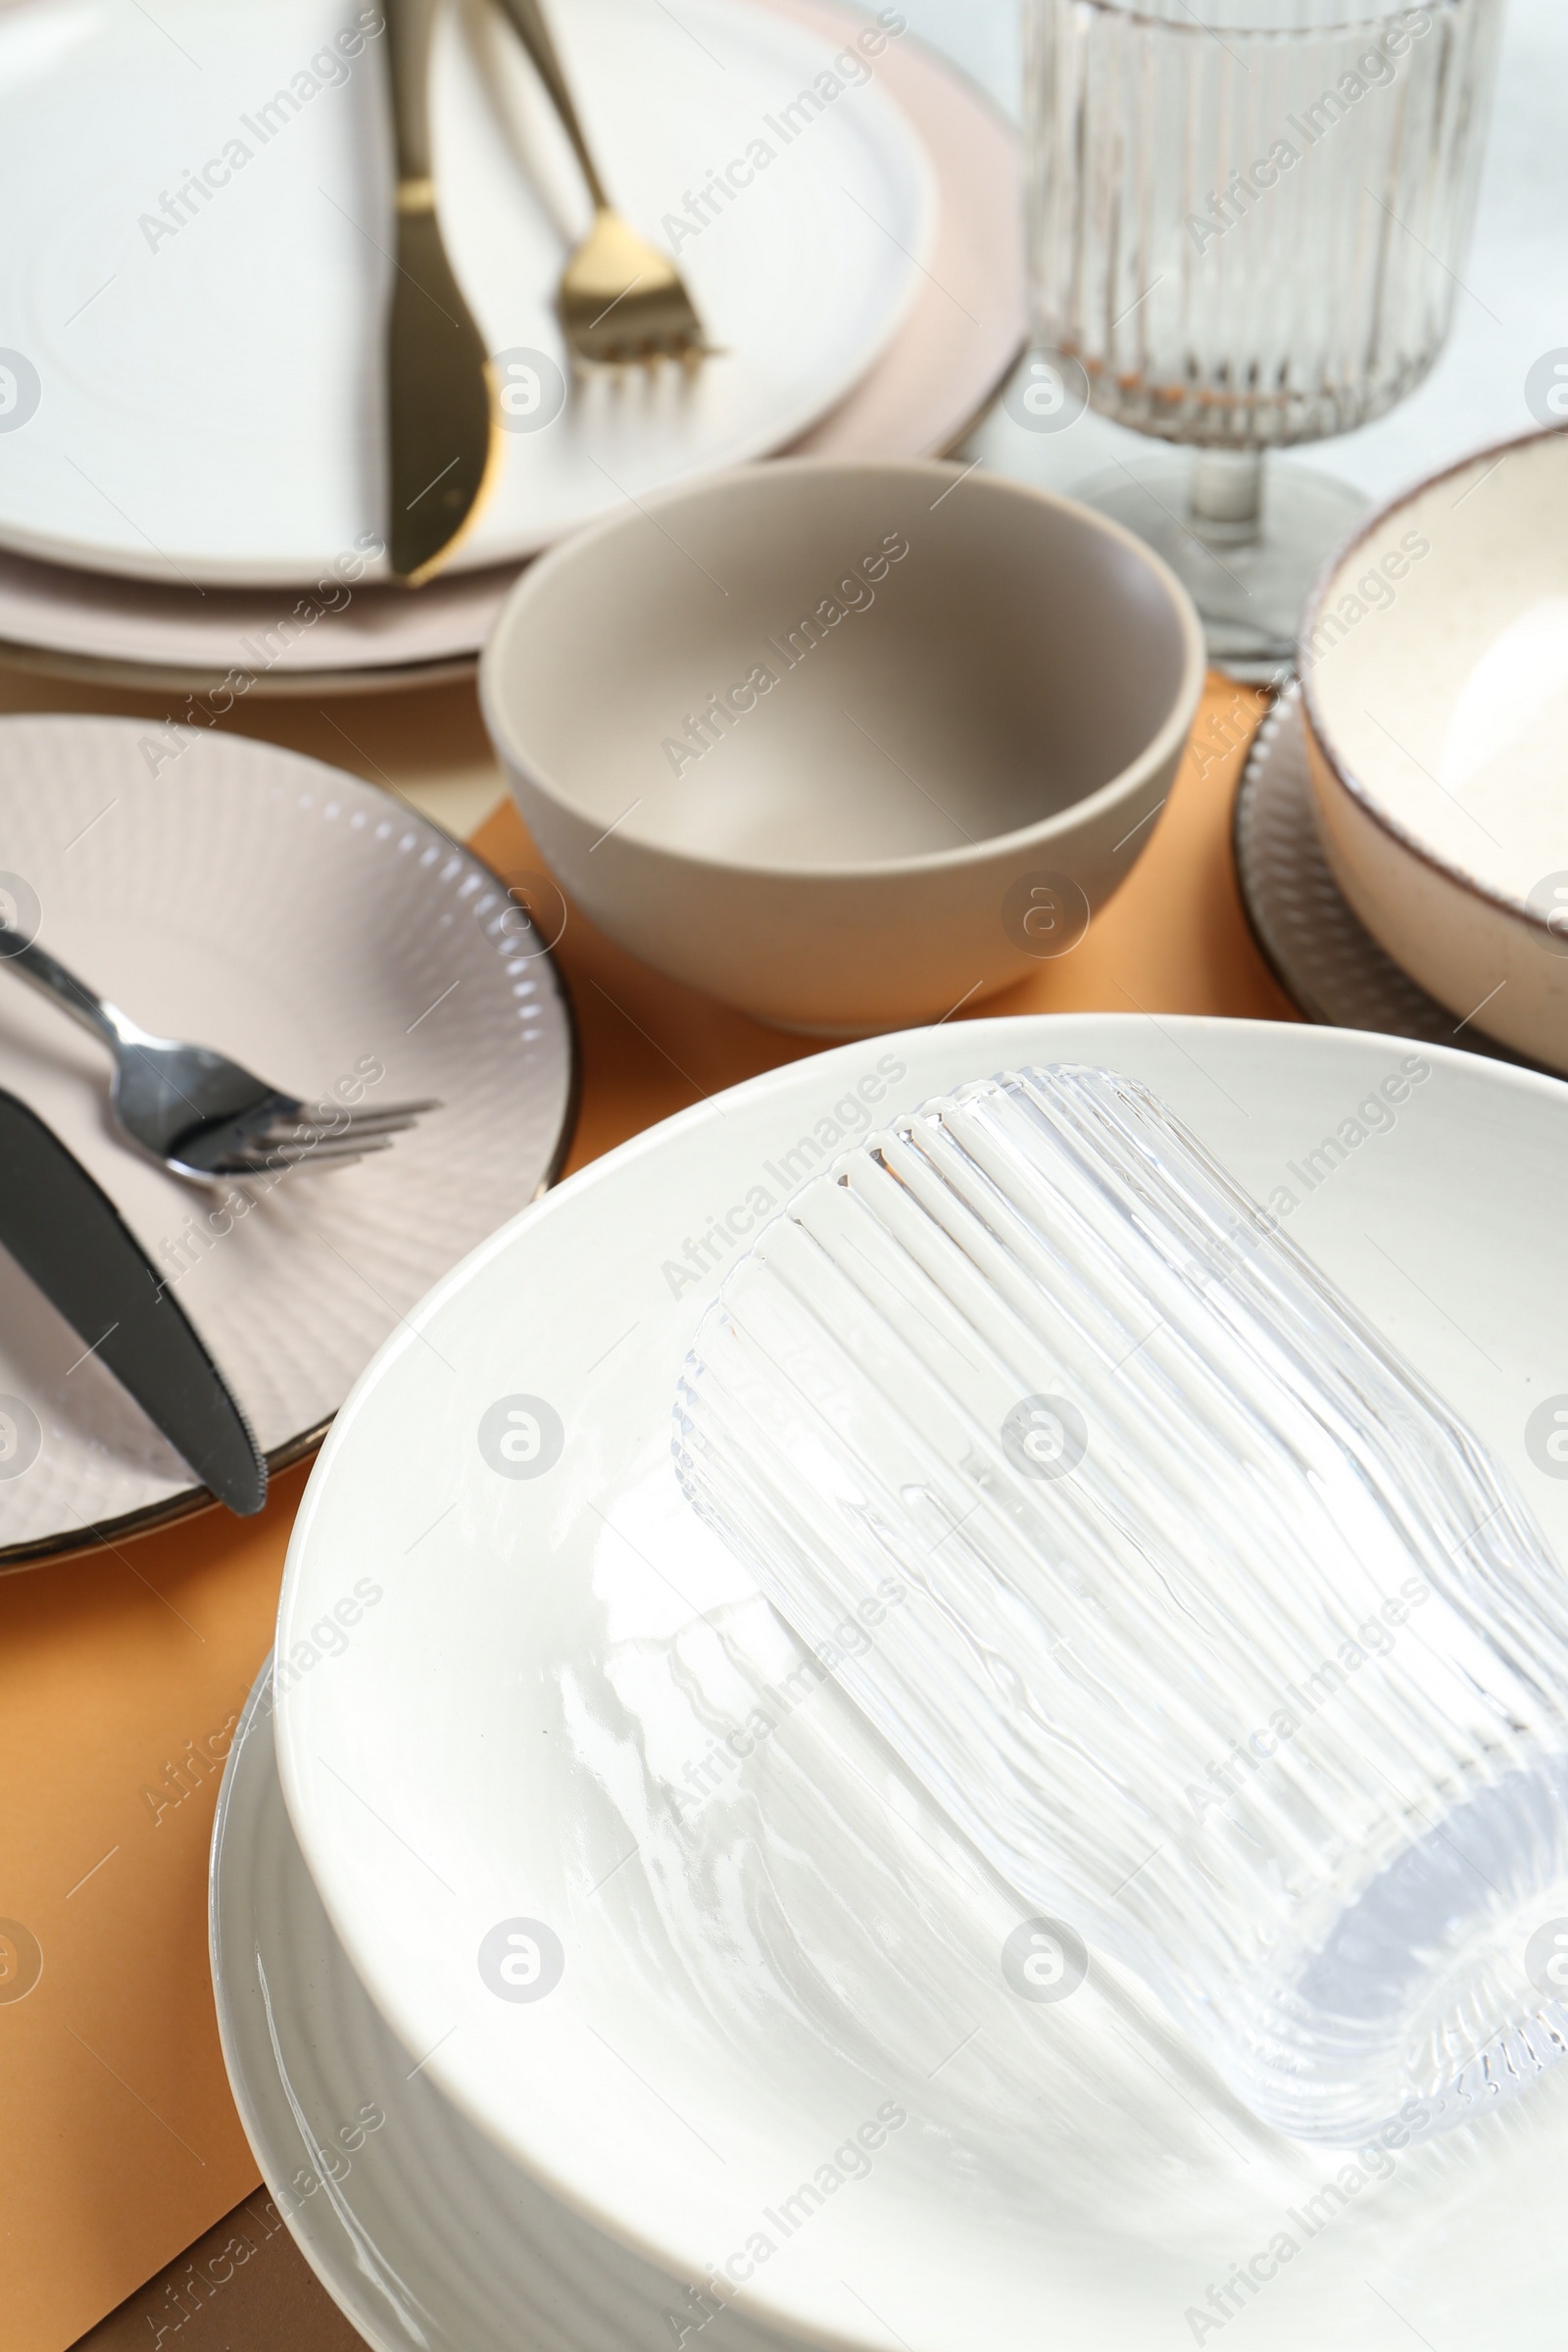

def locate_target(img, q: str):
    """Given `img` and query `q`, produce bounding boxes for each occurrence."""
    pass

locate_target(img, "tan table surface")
[0,661,1286,2351]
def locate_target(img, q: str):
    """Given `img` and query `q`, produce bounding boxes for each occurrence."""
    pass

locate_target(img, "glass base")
[1257,1754,1568,2143]
[1074,453,1369,682]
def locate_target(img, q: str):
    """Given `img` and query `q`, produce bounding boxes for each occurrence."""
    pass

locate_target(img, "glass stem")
[1189,450,1264,546]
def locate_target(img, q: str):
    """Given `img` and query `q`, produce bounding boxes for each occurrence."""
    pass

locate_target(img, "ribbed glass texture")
[675,1067,1568,2142]
[1024,0,1504,447]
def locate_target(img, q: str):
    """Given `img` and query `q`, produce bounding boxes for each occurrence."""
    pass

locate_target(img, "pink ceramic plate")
[0,716,576,1568]
[0,0,1022,696]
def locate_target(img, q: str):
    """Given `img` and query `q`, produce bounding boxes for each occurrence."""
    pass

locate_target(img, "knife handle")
[0,923,125,1054]
[492,0,611,214]
[387,0,437,190]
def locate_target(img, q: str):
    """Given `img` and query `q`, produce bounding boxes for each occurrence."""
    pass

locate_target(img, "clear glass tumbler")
[1022,0,1504,671]
[675,1066,1568,2142]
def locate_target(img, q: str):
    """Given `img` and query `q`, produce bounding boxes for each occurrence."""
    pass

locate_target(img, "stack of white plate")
[0,0,1023,694]
[215,1012,1568,2352]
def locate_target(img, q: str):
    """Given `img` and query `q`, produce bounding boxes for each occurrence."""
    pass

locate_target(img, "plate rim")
[1232,679,1343,1030]
[211,1653,776,2352]
[0,635,483,699]
[210,1658,434,2352]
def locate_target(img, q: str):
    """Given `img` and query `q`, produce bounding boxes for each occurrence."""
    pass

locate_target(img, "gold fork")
[492,0,711,368]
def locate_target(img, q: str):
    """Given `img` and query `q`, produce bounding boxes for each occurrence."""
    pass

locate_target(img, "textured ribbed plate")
[273,1015,1568,2352]
[212,1663,798,2352]
[0,715,573,1565]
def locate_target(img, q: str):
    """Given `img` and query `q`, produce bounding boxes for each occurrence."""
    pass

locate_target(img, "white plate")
[213,1658,800,2352]
[0,715,574,1565]
[274,1015,1568,2351]
[0,0,1022,690]
[0,0,931,586]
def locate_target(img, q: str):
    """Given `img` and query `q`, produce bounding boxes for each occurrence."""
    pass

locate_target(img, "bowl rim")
[478,457,1207,884]
[1298,421,1568,941]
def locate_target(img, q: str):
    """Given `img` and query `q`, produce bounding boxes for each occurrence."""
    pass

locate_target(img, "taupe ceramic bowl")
[480,460,1204,1034]
[1300,426,1568,1073]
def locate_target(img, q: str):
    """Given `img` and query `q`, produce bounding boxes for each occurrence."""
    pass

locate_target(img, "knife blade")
[385,0,502,586]
[0,1089,267,1517]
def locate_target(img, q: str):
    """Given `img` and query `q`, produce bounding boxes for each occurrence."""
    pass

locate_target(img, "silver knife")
[385,0,502,585]
[0,1089,267,1516]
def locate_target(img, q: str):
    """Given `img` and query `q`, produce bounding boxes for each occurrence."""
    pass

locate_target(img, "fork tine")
[270,1135,394,1161]
[326,1098,440,1128]
[292,1115,422,1142]
[589,330,707,369]
[218,1138,393,1176]
[272,1097,441,1133]
[276,1137,393,1160]
[252,1118,422,1156]
[215,1158,370,1180]
[256,1100,440,1147]
[259,1115,418,1149]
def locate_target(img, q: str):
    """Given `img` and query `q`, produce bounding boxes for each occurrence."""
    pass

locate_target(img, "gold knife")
[384,0,502,586]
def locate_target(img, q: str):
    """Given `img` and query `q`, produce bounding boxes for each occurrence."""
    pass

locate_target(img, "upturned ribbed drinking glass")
[1021,0,1504,667]
[675,1066,1568,2143]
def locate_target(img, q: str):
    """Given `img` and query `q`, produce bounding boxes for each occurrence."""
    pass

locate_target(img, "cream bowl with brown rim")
[1300,426,1568,1072]
[480,459,1204,1034]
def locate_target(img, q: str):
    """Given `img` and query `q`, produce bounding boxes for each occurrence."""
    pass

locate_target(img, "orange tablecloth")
[0,674,1288,2351]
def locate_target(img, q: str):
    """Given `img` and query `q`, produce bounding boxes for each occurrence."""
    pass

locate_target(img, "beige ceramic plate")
[0,717,575,1569]
[0,0,1023,694]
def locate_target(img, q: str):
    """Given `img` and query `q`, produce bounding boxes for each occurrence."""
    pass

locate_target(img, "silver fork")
[0,923,436,1183]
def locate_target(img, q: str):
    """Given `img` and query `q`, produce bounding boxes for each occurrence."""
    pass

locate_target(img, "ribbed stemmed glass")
[1023,0,1504,673]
